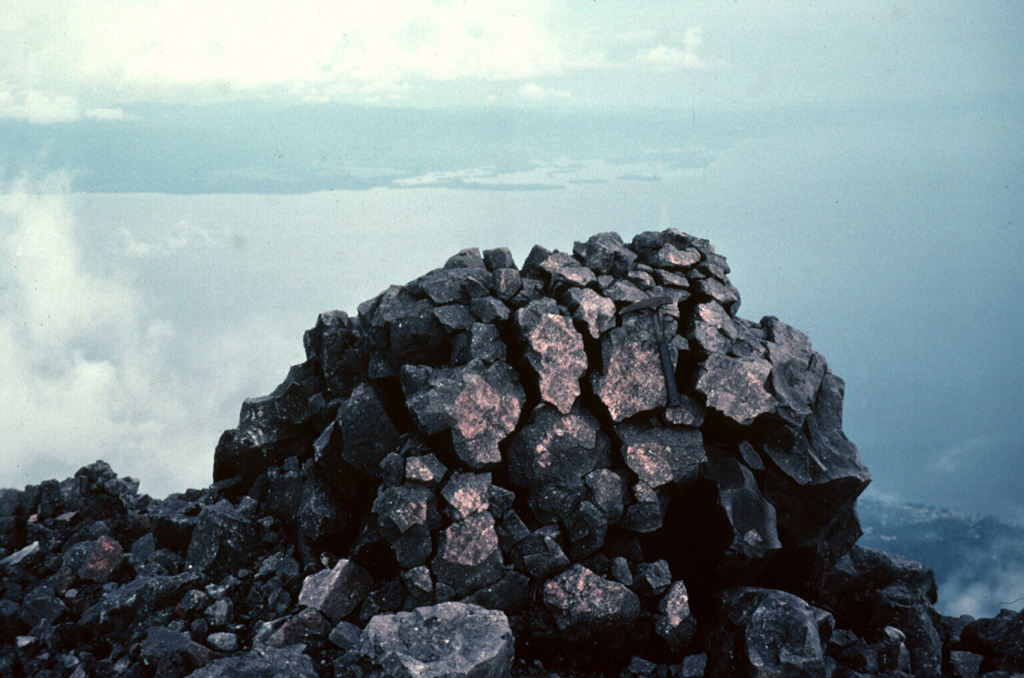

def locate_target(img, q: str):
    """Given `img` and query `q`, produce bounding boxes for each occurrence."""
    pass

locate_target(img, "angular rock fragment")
[188,645,318,678]
[815,546,941,677]
[432,511,505,596]
[214,360,321,483]
[648,243,702,271]
[139,626,215,677]
[77,534,123,582]
[441,472,492,520]
[404,454,447,487]
[705,452,782,581]
[263,607,332,648]
[685,301,737,355]
[960,608,1024,673]
[483,246,516,271]
[298,559,372,623]
[470,295,510,323]
[761,373,871,580]
[507,405,610,523]
[539,250,597,291]
[336,383,402,477]
[706,587,826,678]
[452,322,506,365]
[543,564,641,646]
[370,288,451,369]
[80,571,203,632]
[584,468,627,522]
[615,421,706,488]
[359,602,514,678]
[656,580,697,653]
[373,483,442,567]
[622,480,665,533]
[446,247,488,270]
[434,303,476,332]
[563,500,608,559]
[695,353,774,426]
[602,279,647,305]
[404,359,525,469]
[490,267,523,300]
[303,310,361,399]
[512,525,571,579]
[564,287,617,339]
[591,314,672,421]
[297,471,349,545]
[515,299,588,413]
[574,232,638,276]
[763,317,827,428]
[186,500,254,576]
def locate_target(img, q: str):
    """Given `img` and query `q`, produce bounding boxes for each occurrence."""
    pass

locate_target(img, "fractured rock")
[695,353,774,426]
[706,587,827,678]
[358,602,514,678]
[591,314,671,421]
[298,559,372,623]
[564,287,617,339]
[185,500,254,576]
[543,564,641,647]
[515,300,588,414]
[656,580,697,653]
[615,421,706,488]
[432,511,505,597]
[404,359,525,469]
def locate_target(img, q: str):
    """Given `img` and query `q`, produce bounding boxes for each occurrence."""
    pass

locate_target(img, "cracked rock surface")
[1,230,1001,678]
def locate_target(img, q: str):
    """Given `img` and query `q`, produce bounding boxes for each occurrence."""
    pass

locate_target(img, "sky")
[1,0,1023,542]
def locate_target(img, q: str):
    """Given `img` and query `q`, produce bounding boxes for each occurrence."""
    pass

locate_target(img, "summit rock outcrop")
[2,229,1014,677]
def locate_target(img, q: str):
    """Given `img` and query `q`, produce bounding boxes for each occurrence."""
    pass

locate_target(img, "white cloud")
[0,90,82,123]
[517,82,571,102]
[633,27,719,72]
[0,2,717,109]
[933,436,990,473]
[119,219,215,259]
[84,107,127,120]
[0,176,233,496]
[1,2,584,100]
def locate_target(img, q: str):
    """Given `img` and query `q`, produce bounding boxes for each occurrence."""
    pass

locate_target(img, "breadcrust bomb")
[4,230,1019,677]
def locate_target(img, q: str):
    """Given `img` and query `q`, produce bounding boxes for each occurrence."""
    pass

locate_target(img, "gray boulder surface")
[355,601,514,678]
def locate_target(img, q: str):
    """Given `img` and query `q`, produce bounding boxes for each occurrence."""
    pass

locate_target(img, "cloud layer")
[0,1,717,116]
[0,177,261,495]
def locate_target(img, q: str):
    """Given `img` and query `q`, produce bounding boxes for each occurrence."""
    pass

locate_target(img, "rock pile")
[2,230,1021,677]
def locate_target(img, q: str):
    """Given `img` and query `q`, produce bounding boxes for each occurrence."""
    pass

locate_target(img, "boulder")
[358,602,514,678]
[706,587,827,678]
[404,360,525,469]
[297,559,372,623]
[542,564,641,647]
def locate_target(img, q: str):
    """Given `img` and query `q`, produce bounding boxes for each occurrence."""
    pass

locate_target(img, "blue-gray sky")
[1,2,1022,533]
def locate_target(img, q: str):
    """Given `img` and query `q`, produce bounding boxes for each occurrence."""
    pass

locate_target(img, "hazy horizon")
[3,3,1022,537]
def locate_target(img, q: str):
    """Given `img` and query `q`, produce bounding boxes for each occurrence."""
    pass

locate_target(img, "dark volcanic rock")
[358,602,514,678]
[706,587,827,678]
[543,564,641,647]
[515,300,588,414]
[614,421,705,489]
[186,499,255,576]
[695,353,774,426]
[591,314,670,422]
[298,559,372,623]
[11,229,1001,678]
[189,645,318,678]
[404,359,525,469]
